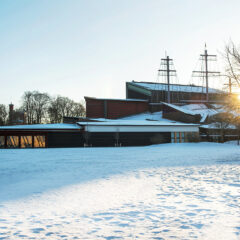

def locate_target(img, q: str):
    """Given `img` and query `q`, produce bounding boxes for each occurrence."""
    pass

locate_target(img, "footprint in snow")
[31,227,45,233]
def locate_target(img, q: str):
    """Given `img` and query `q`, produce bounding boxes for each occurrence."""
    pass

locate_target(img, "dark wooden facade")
[85,97,149,119]
[0,129,84,148]
[0,128,172,148]
[84,132,171,147]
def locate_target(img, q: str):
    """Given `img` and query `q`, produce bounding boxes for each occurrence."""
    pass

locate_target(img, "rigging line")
[200,58,204,101]
[171,62,180,104]
[153,60,161,103]
[151,59,162,120]
[189,56,201,85]
[213,55,224,91]
[189,55,203,102]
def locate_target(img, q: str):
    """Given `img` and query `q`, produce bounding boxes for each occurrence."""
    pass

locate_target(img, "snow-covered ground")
[0,143,239,240]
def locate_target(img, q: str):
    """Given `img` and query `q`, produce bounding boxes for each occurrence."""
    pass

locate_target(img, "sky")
[1,0,240,107]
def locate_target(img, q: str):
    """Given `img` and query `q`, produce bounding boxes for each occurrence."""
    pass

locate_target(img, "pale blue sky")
[1,0,240,106]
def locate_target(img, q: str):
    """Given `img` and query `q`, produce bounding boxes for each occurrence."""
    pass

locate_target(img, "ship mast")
[192,44,220,102]
[223,76,237,94]
[158,56,176,103]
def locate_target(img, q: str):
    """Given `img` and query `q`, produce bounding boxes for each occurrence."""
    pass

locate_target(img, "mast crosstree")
[158,56,177,103]
[192,45,220,102]
[223,77,237,94]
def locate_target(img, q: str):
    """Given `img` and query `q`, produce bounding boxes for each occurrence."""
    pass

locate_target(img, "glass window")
[7,136,19,148]
[21,136,33,148]
[181,132,185,143]
[174,132,177,143]
[176,132,180,139]
[34,136,46,148]
[171,132,175,143]
[0,136,5,148]
[176,132,180,143]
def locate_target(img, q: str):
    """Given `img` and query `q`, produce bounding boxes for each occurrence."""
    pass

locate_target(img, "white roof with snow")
[162,102,199,116]
[200,123,237,129]
[120,111,169,121]
[85,96,147,102]
[180,104,223,122]
[130,81,223,94]
[77,119,199,133]
[78,120,197,126]
[0,123,80,130]
[161,102,224,123]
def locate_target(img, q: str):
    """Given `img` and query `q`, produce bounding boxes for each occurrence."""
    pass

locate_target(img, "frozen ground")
[0,143,239,240]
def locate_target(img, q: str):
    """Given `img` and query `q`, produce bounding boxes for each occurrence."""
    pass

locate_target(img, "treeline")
[0,104,7,125]
[0,91,85,125]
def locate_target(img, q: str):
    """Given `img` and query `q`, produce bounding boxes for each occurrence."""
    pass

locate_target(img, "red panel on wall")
[85,98,105,118]
[85,97,149,119]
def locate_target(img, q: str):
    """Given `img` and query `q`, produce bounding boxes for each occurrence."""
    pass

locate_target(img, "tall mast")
[204,47,209,101]
[229,77,232,94]
[158,56,176,103]
[192,44,220,102]
[224,76,236,94]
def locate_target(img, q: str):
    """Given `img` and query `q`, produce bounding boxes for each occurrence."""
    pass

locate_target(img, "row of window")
[171,132,185,143]
[0,136,46,148]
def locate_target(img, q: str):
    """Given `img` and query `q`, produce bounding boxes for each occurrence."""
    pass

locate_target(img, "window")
[176,132,180,143]
[7,136,19,148]
[34,136,45,148]
[0,136,5,148]
[21,136,33,148]
[181,132,185,143]
[171,132,184,143]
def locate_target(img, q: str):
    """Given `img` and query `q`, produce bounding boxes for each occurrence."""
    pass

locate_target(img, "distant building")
[0,80,237,148]
[8,104,26,125]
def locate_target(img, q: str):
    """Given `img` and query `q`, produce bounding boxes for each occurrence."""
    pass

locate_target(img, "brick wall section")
[107,100,148,119]
[85,98,105,118]
[85,97,149,119]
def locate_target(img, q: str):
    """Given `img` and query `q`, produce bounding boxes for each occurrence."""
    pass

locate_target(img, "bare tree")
[21,91,85,124]
[60,97,74,117]
[224,40,240,87]
[48,96,85,123]
[0,104,7,125]
[21,91,35,124]
[33,91,50,124]
[223,95,240,145]
[233,116,240,145]
[211,112,234,143]
[222,41,240,144]
[72,101,85,117]
[48,96,70,123]
[48,96,62,123]
[21,91,50,124]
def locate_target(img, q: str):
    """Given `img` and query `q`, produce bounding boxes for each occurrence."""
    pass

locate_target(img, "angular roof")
[161,102,224,123]
[162,102,198,116]
[84,96,148,102]
[128,81,224,94]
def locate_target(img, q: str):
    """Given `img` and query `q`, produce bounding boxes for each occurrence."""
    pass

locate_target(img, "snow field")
[0,143,239,239]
